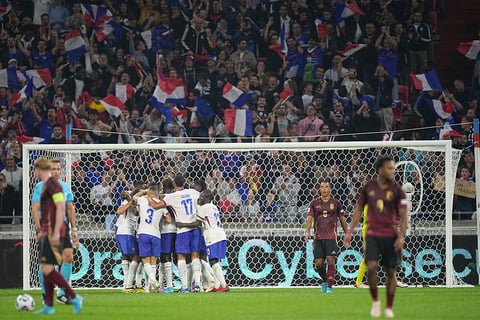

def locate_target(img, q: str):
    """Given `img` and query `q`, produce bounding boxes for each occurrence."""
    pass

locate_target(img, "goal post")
[23,140,461,289]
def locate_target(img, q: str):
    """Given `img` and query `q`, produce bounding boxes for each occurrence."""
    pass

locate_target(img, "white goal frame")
[22,140,457,289]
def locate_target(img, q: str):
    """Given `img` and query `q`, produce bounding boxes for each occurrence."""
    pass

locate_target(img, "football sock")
[126,260,138,288]
[187,262,193,287]
[212,262,227,287]
[121,260,129,289]
[387,292,395,309]
[158,262,164,287]
[317,265,327,282]
[164,262,173,288]
[356,260,367,286]
[135,263,144,288]
[327,264,335,288]
[58,262,72,296]
[201,260,216,287]
[38,266,45,295]
[191,258,202,288]
[43,272,55,307]
[178,260,188,289]
[46,270,76,300]
[144,263,157,284]
[369,285,379,301]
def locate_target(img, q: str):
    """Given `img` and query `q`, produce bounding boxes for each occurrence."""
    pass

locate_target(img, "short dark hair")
[173,174,185,188]
[192,179,207,192]
[162,178,174,193]
[148,182,159,192]
[374,155,394,172]
[201,190,214,203]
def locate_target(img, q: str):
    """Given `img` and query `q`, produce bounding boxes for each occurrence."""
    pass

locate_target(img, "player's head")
[173,174,185,189]
[120,190,131,201]
[34,158,52,177]
[319,180,331,198]
[375,155,395,182]
[162,178,174,193]
[50,159,62,179]
[147,182,159,195]
[192,179,207,192]
[198,189,214,206]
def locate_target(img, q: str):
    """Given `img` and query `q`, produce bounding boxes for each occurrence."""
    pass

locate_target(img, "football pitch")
[2,287,480,319]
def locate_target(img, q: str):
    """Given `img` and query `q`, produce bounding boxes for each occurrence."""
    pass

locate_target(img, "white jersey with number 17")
[197,202,227,245]
[137,196,164,237]
[163,189,199,234]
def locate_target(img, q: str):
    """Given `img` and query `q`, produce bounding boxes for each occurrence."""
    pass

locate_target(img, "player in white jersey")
[177,190,229,292]
[32,159,79,305]
[158,178,176,293]
[134,183,166,292]
[115,190,141,293]
[148,175,201,292]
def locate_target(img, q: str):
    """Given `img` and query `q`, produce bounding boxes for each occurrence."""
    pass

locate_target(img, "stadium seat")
[397,85,409,106]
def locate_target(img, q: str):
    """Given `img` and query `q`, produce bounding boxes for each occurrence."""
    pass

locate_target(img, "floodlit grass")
[2,287,480,319]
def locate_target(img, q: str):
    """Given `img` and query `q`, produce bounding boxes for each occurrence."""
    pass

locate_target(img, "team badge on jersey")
[386,191,393,200]
[323,210,328,217]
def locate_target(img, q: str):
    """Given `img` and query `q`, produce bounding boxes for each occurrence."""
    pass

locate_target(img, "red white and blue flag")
[429,99,454,120]
[9,77,33,107]
[113,84,135,103]
[410,69,443,92]
[224,108,253,136]
[81,4,114,42]
[24,68,52,89]
[150,77,187,109]
[439,122,462,140]
[222,82,252,108]
[0,67,18,92]
[100,94,125,118]
[337,44,367,57]
[65,30,88,62]
[457,40,480,60]
[0,0,11,17]
[341,3,365,18]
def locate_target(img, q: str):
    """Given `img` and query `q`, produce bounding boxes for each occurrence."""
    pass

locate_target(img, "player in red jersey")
[344,155,407,318]
[304,180,348,293]
[33,158,83,315]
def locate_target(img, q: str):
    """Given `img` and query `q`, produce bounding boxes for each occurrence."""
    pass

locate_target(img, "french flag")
[0,67,18,92]
[336,44,367,57]
[0,0,11,17]
[17,135,45,144]
[224,108,253,136]
[222,82,252,108]
[315,18,328,40]
[195,96,216,120]
[428,99,454,120]
[9,78,33,107]
[114,84,135,103]
[457,40,480,60]
[410,69,443,92]
[341,3,365,18]
[25,68,52,89]
[439,122,462,140]
[150,78,187,110]
[382,132,392,141]
[81,4,113,42]
[100,94,125,118]
[65,30,88,62]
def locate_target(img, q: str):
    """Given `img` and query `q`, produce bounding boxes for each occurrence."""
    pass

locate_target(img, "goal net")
[23,141,461,289]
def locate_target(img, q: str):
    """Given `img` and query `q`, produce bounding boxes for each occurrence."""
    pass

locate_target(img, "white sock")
[121,260,130,289]
[191,258,202,288]
[144,263,157,284]
[164,262,173,288]
[158,262,164,288]
[178,260,188,289]
[201,259,216,288]
[212,262,227,287]
[135,263,144,288]
[187,263,192,288]
[126,261,138,288]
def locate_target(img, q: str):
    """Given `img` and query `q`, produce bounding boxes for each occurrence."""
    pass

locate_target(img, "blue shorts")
[138,234,161,258]
[199,235,207,256]
[161,233,176,254]
[116,234,138,256]
[208,240,227,260]
[175,228,201,254]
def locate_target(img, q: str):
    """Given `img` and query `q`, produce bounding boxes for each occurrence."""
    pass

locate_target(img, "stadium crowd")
[0,0,476,225]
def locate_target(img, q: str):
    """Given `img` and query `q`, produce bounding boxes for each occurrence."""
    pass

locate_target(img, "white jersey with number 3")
[137,196,163,237]
[197,202,227,245]
[163,189,199,234]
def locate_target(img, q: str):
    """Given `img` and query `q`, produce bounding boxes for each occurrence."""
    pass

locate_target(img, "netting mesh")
[24,142,460,289]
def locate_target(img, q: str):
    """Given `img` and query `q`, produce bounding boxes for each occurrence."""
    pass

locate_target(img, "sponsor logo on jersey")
[330,203,334,210]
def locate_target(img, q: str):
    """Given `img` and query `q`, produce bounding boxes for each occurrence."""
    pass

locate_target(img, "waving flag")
[100,94,125,117]
[439,122,462,140]
[278,88,294,101]
[457,40,480,60]
[65,30,88,62]
[224,109,253,136]
[428,99,454,120]
[141,29,154,49]
[25,68,52,89]
[81,4,114,42]
[341,3,365,18]
[195,96,215,121]
[9,78,33,107]
[410,69,443,92]
[0,67,18,91]
[114,84,135,103]
[222,82,252,108]
[337,44,367,57]
[0,0,11,17]
[315,18,328,39]
[150,78,187,109]
[17,135,45,144]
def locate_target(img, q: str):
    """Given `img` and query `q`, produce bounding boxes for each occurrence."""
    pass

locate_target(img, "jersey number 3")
[145,208,154,224]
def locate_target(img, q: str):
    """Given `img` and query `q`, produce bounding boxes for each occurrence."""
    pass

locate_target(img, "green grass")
[2,287,480,319]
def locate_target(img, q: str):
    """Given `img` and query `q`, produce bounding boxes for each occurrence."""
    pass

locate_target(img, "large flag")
[0,67,18,91]
[114,84,135,103]
[457,40,480,60]
[81,4,114,42]
[17,135,45,144]
[150,78,187,110]
[428,99,454,120]
[336,44,367,57]
[9,78,33,107]
[222,82,252,108]
[65,30,88,62]
[410,69,443,92]
[24,68,52,89]
[100,94,125,117]
[439,122,462,140]
[195,96,215,121]
[224,109,253,136]
[0,0,11,17]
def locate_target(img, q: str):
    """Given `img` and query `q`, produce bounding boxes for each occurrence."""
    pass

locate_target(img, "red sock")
[387,292,395,309]
[46,270,76,299]
[327,264,335,288]
[370,286,379,301]
[43,273,55,307]
[316,265,326,282]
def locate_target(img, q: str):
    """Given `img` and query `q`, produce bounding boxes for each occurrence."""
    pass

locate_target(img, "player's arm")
[32,202,41,241]
[117,199,133,215]
[176,217,202,229]
[67,201,79,247]
[343,204,363,248]
[339,215,349,235]
[394,206,408,252]
[52,191,66,246]
[304,215,313,242]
